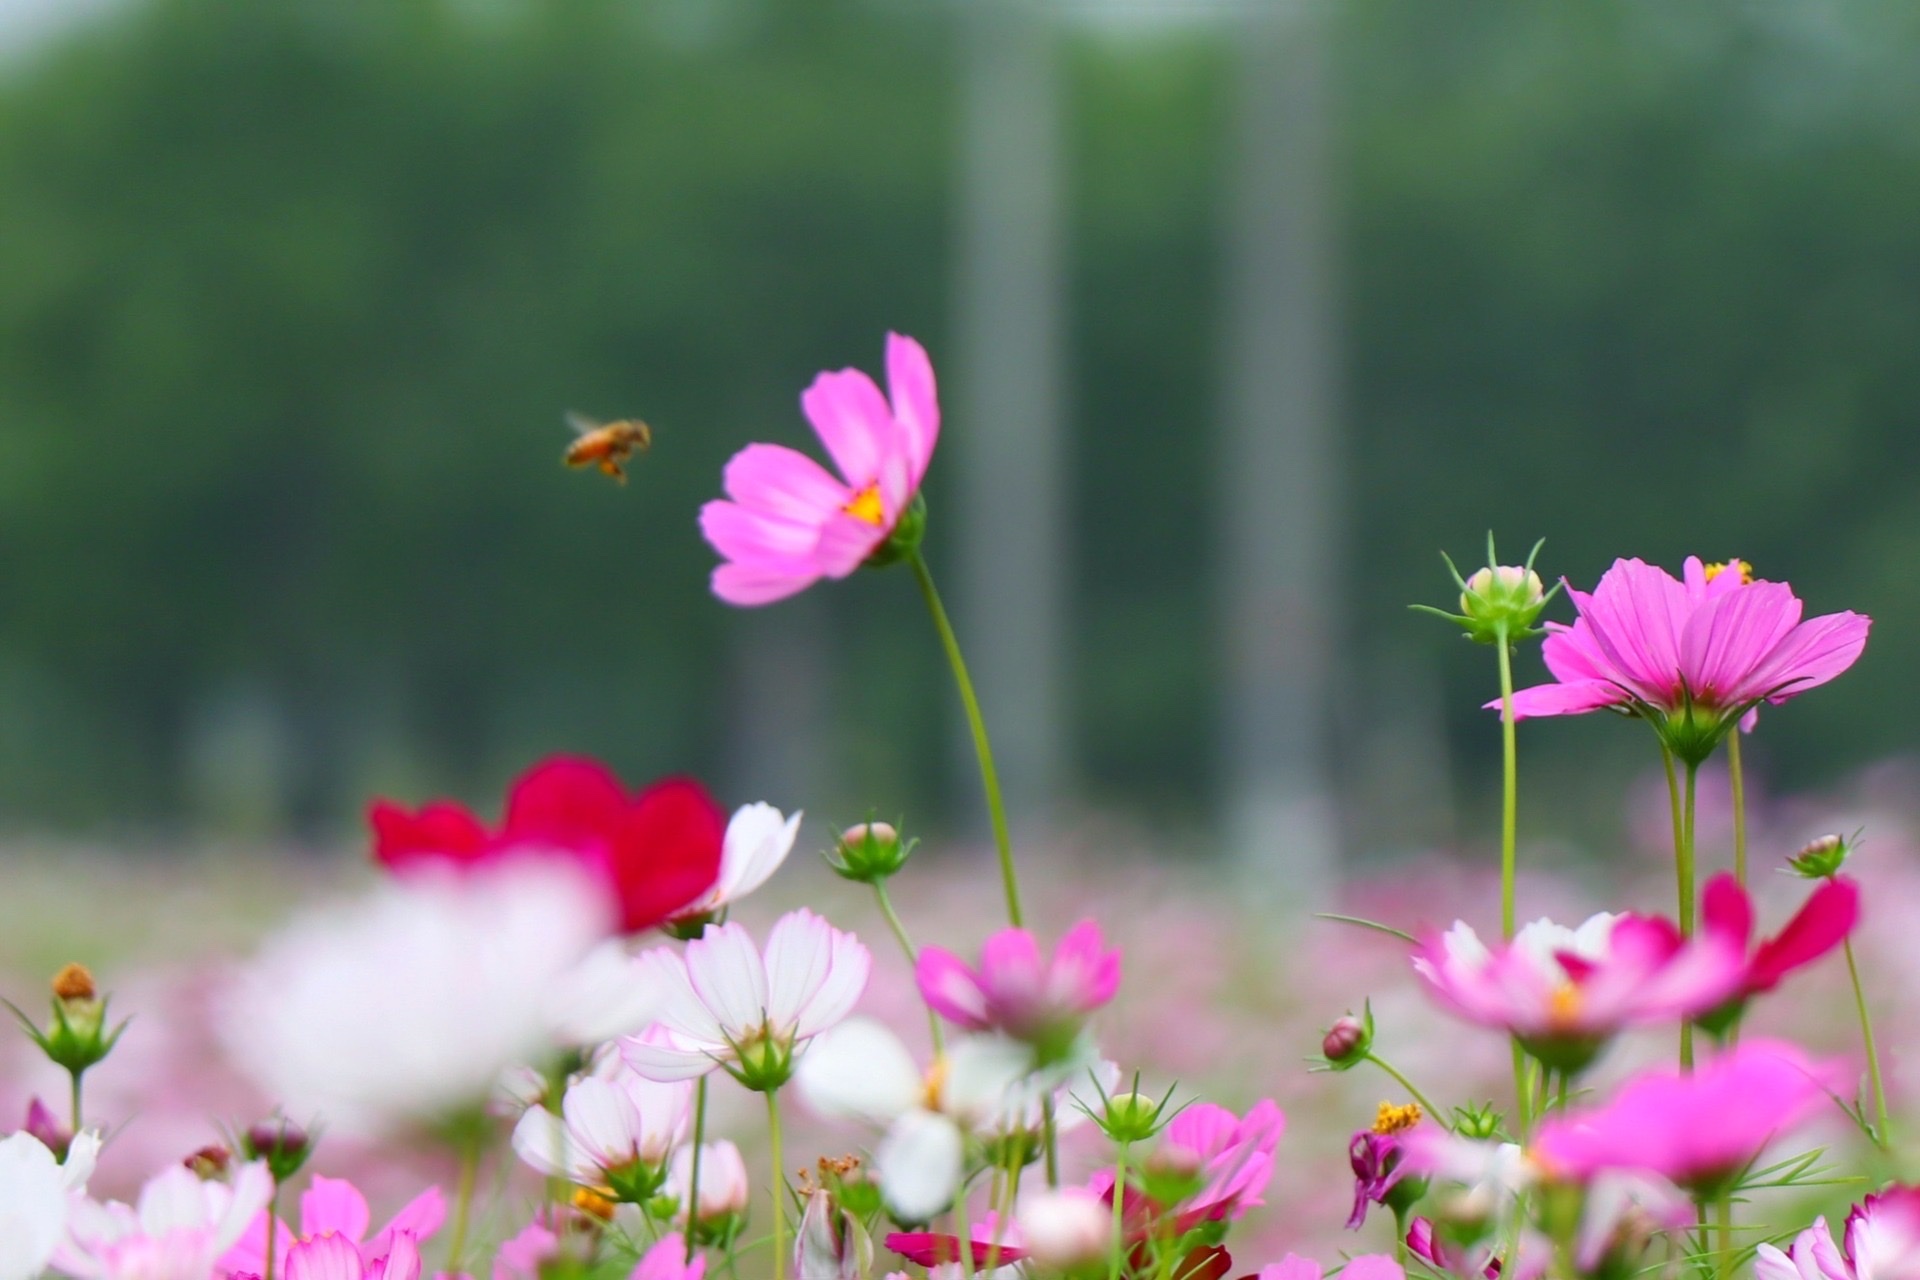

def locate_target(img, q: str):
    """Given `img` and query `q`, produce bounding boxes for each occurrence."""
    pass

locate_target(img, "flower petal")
[802,367,894,487]
[885,332,940,485]
[876,1110,965,1223]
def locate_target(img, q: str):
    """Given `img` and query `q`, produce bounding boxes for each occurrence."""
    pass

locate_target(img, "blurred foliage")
[0,0,1916,837]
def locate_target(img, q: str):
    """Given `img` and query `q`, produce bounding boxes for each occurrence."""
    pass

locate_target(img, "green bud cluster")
[826,820,917,884]
[1413,534,1557,648]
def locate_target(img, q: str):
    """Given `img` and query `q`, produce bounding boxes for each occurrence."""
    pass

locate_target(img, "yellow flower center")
[1703,559,1753,585]
[1548,982,1582,1025]
[844,484,886,528]
[572,1186,617,1221]
[1373,1101,1423,1135]
[922,1055,950,1111]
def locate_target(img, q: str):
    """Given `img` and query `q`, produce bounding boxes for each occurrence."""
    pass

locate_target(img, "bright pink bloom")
[630,1234,706,1280]
[1532,1038,1845,1192]
[222,1175,444,1278]
[886,1215,1027,1269]
[492,1219,558,1280]
[1159,1099,1286,1225]
[369,756,725,935]
[1255,1256,1404,1280]
[1411,912,1744,1071]
[702,332,941,606]
[1498,557,1869,759]
[281,1232,422,1280]
[1698,872,1859,1026]
[916,920,1121,1053]
[1756,1186,1920,1280]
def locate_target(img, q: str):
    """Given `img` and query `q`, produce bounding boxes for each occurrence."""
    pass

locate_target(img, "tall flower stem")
[908,548,1024,929]
[686,1077,710,1262]
[1495,629,1530,1124]
[1728,732,1748,888]
[264,1191,280,1280]
[1715,1194,1734,1280]
[1845,935,1892,1149]
[767,1090,789,1280]
[953,1174,979,1280]
[1109,1139,1131,1280]
[1666,751,1699,1070]
[874,882,944,1054]
[445,1138,481,1272]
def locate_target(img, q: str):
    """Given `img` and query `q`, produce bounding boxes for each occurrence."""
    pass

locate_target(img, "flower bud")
[669,1140,751,1247]
[23,1098,71,1161]
[1018,1187,1110,1271]
[242,1116,313,1183]
[796,1187,872,1280]
[184,1144,232,1180]
[16,962,125,1080]
[826,821,915,884]
[1101,1092,1168,1145]
[1449,1101,1503,1141]
[1321,1014,1371,1068]
[1413,536,1557,647]
[1788,833,1852,881]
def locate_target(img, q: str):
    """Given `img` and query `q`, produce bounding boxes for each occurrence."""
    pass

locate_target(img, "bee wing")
[565,410,603,438]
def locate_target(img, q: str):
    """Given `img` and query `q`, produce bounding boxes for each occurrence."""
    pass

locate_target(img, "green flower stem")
[1042,1097,1061,1186]
[1716,1194,1734,1280]
[767,1090,789,1280]
[1495,630,1530,1127]
[908,548,1024,929]
[1109,1139,1131,1280]
[445,1138,480,1273]
[1662,746,1696,1071]
[1363,1051,1451,1131]
[264,1192,280,1280]
[954,1173,979,1280]
[69,1071,83,1136]
[1728,732,1748,888]
[874,882,943,1054]
[1845,936,1893,1149]
[686,1077,709,1262]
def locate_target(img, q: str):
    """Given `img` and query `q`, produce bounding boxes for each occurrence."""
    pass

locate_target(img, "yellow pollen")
[1548,982,1582,1024]
[843,484,886,528]
[572,1187,617,1221]
[1373,1101,1423,1135]
[1703,559,1753,585]
[922,1056,950,1111]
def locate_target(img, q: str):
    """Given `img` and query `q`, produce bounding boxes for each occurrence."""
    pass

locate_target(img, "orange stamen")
[844,484,886,528]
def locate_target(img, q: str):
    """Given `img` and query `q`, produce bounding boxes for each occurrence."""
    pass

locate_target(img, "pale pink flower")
[629,1233,706,1280]
[510,1065,691,1195]
[1016,1187,1110,1270]
[1411,912,1744,1071]
[669,802,802,921]
[1500,556,1869,761]
[1755,1187,1920,1280]
[221,1175,443,1277]
[280,1232,422,1280]
[916,920,1121,1055]
[1532,1038,1845,1192]
[701,332,940,606]
[56,1160,273,1280]
[665,1140,750,1229]
[800,1189,877,1279]
[1256,1255,1404,1280]
[492,1219,558,1280]
[622,909,870,1090]
[1156,1099,1286,1225]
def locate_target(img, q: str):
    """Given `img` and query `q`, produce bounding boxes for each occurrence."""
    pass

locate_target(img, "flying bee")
[563,412,652,485]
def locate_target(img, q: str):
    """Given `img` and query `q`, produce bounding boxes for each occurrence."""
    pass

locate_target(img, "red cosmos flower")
[369,756,725,936]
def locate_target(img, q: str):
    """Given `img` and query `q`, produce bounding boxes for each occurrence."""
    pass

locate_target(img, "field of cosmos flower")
[1,333,1913,1280]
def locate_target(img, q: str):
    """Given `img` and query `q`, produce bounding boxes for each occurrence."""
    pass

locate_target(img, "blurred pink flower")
[1257,1255,1403,1280]
[1158,1098,1286,1225]
[885,1213,1025,1269]
[630,1233,707,1280]
[281,1231,421,1280]
[917,919,1120,1055]
[701,332,941,606]
[1756,1186,1920,1280]
[1698,872,1858,1024]
[1532,1038,1845,1192]
[222,1174,443,1277]
[1411,913,1744,1071]
[1499,557,1869,761]
[57,1160,272,1280]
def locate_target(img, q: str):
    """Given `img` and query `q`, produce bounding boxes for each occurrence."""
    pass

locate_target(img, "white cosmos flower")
[623,909,870,1091]
[223,858,611,1132]
[511,1062,691,1194]
[665,1140,751,1227]
[670,802,802,921]
[796,1017,1045,1223]
[550,940,667,1048]
[0,1130,96,1280]
[55,1160,272,1280]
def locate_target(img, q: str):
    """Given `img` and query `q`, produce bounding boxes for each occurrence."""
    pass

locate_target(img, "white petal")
[941,1036,1036,1125]
[550,942,663,1046]
[563,1077,643,1168]
[795,1019,923,1125]
[624,1032,725,1082]
[512,1106,586,1181]
[716,804,800,907]
[0,1133,67,1278]
[61,1131,100,1191]
[876,1111,965,1223]
[685,922,770,1036]
[765,910,835,1029]
[793,925,871,1039]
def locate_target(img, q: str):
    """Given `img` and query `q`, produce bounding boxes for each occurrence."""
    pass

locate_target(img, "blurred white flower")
[0,1130,95,1280]
[1017,1186,1110,1270]
[511,1063,691,1197]
[222,858,611,1132]
[55,1160,271,1280]
[550,940,668,1047]
[623,910,869,1091]
[670,802,802,920]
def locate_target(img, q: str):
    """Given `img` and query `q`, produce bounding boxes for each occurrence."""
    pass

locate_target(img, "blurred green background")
[0,0,1913,863]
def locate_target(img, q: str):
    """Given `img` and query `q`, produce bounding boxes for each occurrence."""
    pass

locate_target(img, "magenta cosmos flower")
[1411,912,1744,1072]
[1499,557,1869,762]
[701,332,940,606]
[916,919,1120,1061]
[1695,871,1858,1033]
[1756,1186,1920,1280]
[1531,1038,1845,1193]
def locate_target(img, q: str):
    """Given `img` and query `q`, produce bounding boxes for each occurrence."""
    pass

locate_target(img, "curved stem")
[445,1139,480,1272]
[1845,937,1892,1149]
[953,1173,979,1280]
[908,548,1023,928]
[686,1077,709,1261]
[1363,1051,1451,1131]
[767,1090,788,1280]
[1728,731,1748,888]
[874,882,944,1054]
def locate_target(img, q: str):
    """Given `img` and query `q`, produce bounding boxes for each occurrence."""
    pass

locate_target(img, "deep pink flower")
[885,1215,1027,1268]
[1348,1122,1423,1230]
[1531,1038,1845,1192]
[221,1175,444,1278]
[1697,872,1859,1030]
[1159,1099,1286,1226]
[1254,1256,1404,1280]
[916,919,1120,1056]
[1498,557,1869,762]
[369,756,725,935]
[1756,1186,1920,1280]
[702,332,940,606]
[1411,912,1744,1072]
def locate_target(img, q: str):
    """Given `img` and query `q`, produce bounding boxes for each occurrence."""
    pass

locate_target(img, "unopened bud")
[23,1098,70,1160]
[184,1144,232,1180]
[51,964,96,1003]
[1450,1101,1503,1141]
[826,820,915,884]
[1788,833,1852,881]
[1101,1092,1169,1145]
[1415,537,1556,647]
[243,1117,313,1183]
[1321,1015,1370,1067]
[21,962,123,1078]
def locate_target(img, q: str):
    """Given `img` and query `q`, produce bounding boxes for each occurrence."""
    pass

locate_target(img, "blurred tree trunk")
[951,0,1068,834]
[1218,4,1343,905]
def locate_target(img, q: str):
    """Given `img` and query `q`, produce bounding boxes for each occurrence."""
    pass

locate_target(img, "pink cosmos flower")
[1696,872,1859,1030]
[510,1064,691,1198]
[1531,1038,1845,1192]
[492,1219,558,1280]
[1411,912,1744,1071]
[1756,1187,1920,1280]
[665,1140,750,1231]
[277,1232,422,1280]
[1499,557,1869,761]
[1256,1256,1403,1280]
[56,1160,273,1280]
[622,909,871,1090]
[701,332,941,606]
[1156,1099,1286,1226]
[221,1175,444,1278]
[885,1215,1027,1270]
[630,1233,707,1280]
[916,920,1121,1057]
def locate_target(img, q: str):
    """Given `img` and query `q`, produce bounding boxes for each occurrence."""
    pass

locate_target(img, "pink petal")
[801,367,894,487]
[721,443,849,524]
[1492,679,1627,720]
[1747,877,1858,994]
[700,500,824,563]
[710,561,821,607]
[1700,874,1754,948]
[978,928,1046,1006]
[1678,582,1800,705]
[915,947,991,1030]
[373,1187,445,1251]
[286,1234,363,1280]
[1580,559,1690,702]
[885,332,941,485]
[300,1176,372,1242]
[369,1235,422,1280]
[1735,611,1871,706]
